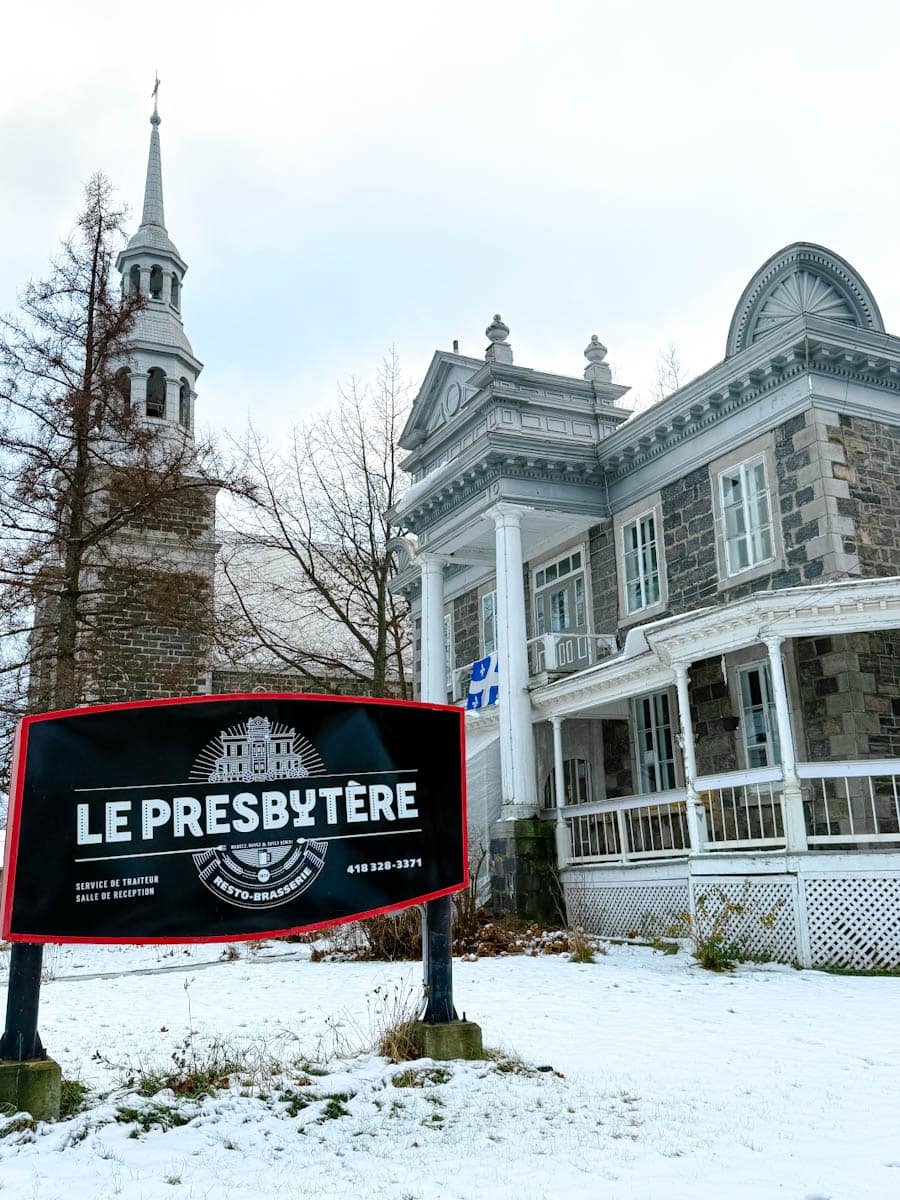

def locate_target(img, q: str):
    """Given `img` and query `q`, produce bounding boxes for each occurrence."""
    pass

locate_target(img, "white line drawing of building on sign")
[208,716,310,782]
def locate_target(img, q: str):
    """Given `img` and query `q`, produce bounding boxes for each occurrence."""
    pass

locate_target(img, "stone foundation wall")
[489,818,559,923]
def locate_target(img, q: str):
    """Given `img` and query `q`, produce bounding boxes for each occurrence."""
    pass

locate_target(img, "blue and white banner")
[466,655,499,711]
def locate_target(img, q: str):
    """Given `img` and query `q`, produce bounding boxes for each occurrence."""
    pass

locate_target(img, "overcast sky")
[3,0,900,438]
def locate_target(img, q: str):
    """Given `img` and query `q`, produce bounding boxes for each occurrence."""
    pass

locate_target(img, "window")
[718,457,774,576]
[444,612,453,683]
[480,590,497,656]
[146,368,166,418]
[533,547,590,671]
[543,758,591,809]
[738,663,781,768]
[633,691,677,794]
[129,265,141,294]
[149,265,163,300]
[622,511,660,614]
[171,273,181,310]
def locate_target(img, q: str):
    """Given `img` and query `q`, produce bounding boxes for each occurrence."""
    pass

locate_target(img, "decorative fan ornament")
[725,244,884,358]
[751,270,855,341]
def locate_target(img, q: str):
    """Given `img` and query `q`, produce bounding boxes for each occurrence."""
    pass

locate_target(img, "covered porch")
[528,578,900,968]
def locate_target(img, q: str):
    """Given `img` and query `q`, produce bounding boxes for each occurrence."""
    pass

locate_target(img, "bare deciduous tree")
[0,173,241,751]
[650,342,686,404]
[220,351,411,698]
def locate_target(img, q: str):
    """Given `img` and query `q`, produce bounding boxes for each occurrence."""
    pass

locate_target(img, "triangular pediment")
[399,351,483,453]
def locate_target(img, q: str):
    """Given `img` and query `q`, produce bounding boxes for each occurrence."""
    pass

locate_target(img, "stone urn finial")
[583,333,612,382]
[585,334,607,363]
[485,314,513,364]
[486,314,510,343]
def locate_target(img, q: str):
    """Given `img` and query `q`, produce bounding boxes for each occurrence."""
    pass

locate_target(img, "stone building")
[390,246,900,969]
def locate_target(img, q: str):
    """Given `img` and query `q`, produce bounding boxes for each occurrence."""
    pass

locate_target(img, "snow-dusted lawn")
[1,940,898,1199]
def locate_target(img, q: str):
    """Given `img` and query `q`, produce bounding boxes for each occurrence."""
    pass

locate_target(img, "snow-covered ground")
[1,939,898,1200]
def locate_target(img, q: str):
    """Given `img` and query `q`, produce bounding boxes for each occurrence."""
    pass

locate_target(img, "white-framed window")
[622,510,661,614]
[632,690,677,794]
[533,549,587,636]
[737,662,781,768]
[718,456,774,576]
[443,611,453,684]
[614,494,666,625]
[542,758,592,809]
[480,590,497,657]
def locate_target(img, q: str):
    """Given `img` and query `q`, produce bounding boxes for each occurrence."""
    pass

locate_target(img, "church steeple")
[116,84,202,435]
[140,93,165,230]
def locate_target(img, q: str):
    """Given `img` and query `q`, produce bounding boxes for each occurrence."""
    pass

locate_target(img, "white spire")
[140,82,165,230]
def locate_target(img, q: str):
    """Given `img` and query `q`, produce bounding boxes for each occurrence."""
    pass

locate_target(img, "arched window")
[114,368,131,409]
[129,265,141,294]
[178,378,191,428]
[171,273,180,311]
[149,265,163,300]
[543,758,591,809]
[146,368,166,418]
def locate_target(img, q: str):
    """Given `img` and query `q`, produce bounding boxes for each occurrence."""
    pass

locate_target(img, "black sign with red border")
[1,694,467,944]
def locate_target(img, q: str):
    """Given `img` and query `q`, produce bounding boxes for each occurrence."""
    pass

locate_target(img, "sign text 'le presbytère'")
[0,694,467,943]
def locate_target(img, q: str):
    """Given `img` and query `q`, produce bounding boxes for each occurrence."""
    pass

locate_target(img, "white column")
[492,504,538,816]
[550,717,570,868]
[419,555,445,705]
[765,635,808,852]
[139,266,151,295]
[672,661,704,854]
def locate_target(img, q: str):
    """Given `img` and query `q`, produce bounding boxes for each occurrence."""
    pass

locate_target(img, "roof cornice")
[597,314,900,481]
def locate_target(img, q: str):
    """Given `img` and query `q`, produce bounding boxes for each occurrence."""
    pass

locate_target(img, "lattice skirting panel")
[803,876,900,970]
[690,876,800,964]
[565,882,690,940]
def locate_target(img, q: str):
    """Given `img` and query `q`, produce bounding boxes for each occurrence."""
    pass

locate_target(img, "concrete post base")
[410,1020,483,1061]
[0,1057,62,1122]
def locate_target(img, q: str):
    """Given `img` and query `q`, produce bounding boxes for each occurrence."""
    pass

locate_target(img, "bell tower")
[115,88,202,432]
[92,90,218,702]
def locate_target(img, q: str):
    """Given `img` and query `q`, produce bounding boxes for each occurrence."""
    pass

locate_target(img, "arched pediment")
[726,242,883,357]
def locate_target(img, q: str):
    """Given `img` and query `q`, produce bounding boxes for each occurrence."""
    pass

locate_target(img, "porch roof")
[529,575,900,719]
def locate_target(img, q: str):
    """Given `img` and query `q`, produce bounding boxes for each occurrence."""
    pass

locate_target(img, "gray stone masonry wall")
[89,565,212,703]
[489,818,559,922]
[589,521,617,637]
[452,587,480,669]
[831,413,900,577]
[689,656,739,776]
[795,632,900,761]
[211,668,389,698]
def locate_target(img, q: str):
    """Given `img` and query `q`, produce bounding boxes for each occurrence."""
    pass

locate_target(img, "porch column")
[418,555,445,704]
[492,505,538,816]
[672,661,705,854]
[764,635,808,852]
[550,717,570,868]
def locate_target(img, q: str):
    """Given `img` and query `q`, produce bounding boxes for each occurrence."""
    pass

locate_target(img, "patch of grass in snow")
[320,1095,351,1121]
[392,1066,452,1088]
[59,1078,89,1119]
[115,1101,194,1136]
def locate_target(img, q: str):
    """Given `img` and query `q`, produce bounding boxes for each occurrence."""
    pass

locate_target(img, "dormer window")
[146,368,166,418]
[171,273,180,311]
[178,378,191,428]
[149,265,163,300]
[129,265,141,294]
